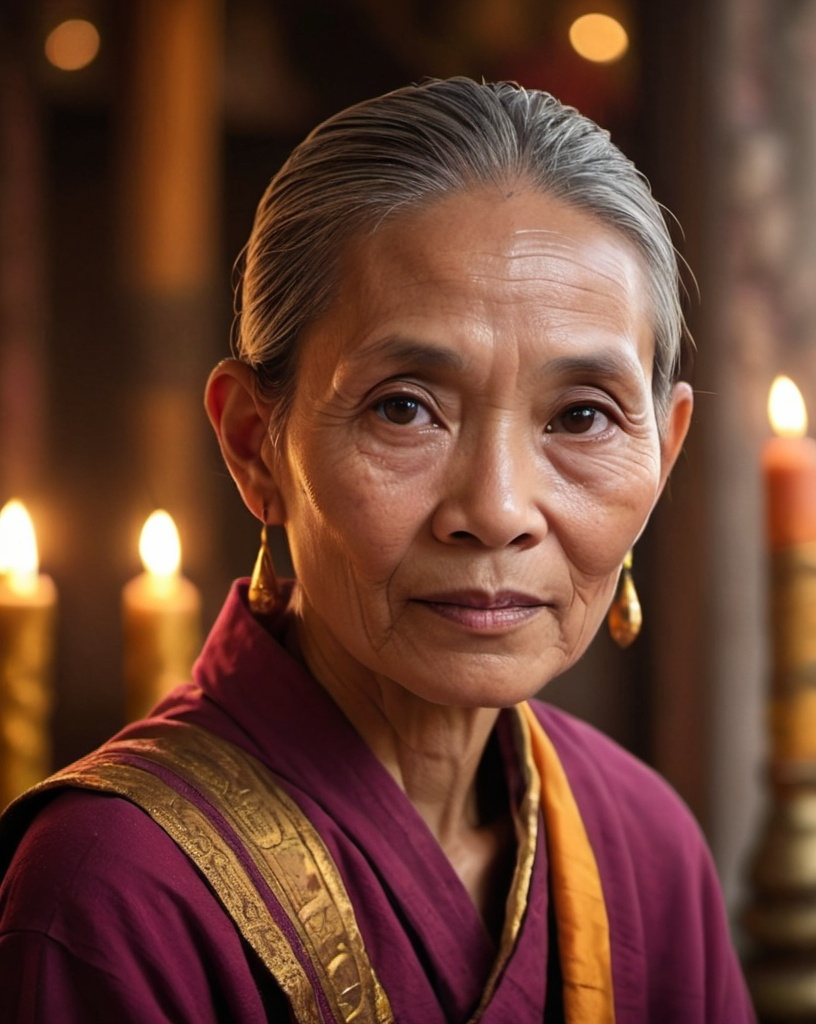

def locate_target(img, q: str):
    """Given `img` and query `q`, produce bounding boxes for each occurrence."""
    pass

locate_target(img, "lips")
[415,589,545,609]
[412,590,549,632]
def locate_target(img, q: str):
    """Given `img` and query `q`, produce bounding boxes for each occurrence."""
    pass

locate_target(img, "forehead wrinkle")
[457,248,643,315]
[488,230,649,315]
[529,255,638,297]
[358,223,644,314]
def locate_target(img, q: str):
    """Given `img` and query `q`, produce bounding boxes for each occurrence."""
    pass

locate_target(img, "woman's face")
[268,187,689,708]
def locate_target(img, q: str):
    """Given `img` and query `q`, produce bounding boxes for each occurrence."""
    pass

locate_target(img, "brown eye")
[562,406,597,433]
[376,396,422,425]
[546,404,609,435]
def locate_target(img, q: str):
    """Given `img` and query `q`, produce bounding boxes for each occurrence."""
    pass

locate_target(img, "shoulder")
[0,788,276,1022]
[528,698,718,909]
[528,698,702,851]
[527,700,756,1022]
[1,787,217,945]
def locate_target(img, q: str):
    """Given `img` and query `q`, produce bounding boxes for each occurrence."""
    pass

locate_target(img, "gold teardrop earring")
[607,550,642,648]
[248,517,279,616]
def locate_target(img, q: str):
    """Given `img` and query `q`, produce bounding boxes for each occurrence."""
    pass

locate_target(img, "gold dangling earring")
[248,519,279,615]
[607,550,642,648]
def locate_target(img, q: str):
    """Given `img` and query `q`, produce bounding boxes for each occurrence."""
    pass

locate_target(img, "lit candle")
[0,499,57,807]
[763,375,816,551]
[122,510,201,722]
[763,376,816,762]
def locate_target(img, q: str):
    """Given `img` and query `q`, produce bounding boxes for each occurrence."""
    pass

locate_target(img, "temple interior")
[2,0,815,967]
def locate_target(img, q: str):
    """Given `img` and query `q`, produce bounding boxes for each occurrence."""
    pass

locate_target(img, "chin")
[392,650,572,710]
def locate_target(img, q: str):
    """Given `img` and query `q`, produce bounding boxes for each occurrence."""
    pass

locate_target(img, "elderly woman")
[0,78,753,1023]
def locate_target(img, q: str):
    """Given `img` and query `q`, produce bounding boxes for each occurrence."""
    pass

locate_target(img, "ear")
[657,381,694,494]
[204,359,287,524]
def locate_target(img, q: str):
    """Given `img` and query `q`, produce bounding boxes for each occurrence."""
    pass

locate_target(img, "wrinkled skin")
[206,186,692,882]
[240,188,691,709]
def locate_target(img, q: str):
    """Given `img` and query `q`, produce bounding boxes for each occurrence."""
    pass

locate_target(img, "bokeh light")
[569,13,629,64]
[44,19,101,72]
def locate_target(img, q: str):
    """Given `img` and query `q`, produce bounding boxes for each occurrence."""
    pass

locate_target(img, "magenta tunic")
[0,582,755,1023]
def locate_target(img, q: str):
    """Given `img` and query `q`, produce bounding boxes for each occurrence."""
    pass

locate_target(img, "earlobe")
[204,358,286,523]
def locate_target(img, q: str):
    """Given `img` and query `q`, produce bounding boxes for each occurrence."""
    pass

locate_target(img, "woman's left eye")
[373,395,433,426]
[546,404,611,436]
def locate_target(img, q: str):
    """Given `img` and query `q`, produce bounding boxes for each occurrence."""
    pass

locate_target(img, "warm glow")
[769,375,808,438]
[44,19,100,71]
[0,500,39,594]
[569,13,629,63]
[139,511,181,577]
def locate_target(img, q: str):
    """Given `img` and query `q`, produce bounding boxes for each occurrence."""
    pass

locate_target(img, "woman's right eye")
[373,395,432,426]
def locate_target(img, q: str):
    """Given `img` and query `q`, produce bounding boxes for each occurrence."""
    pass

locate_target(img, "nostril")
[511,532,534,547]
[446,529,536,548]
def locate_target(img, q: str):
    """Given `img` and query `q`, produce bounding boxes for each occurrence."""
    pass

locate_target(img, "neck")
[293,609,500,843]
[289,600,518,938]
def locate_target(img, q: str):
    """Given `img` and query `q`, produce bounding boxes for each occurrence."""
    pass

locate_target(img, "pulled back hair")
[234,77,686,436]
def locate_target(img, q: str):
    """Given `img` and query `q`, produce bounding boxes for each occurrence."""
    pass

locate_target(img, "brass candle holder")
[0,590,55,808]
[743,540,816,1019]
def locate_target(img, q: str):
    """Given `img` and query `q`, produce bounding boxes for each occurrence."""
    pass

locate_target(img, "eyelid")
[367,378,437,410]
[556,385,623,419]
[367,380,441,426]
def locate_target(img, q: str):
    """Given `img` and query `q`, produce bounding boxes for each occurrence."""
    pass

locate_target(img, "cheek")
[284,450,435,583]
[554,457,661,580]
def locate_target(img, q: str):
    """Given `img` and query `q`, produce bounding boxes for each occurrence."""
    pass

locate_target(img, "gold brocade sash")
[3,708,615,1024]
[10,723,395,1024]
[520,702,616,1024]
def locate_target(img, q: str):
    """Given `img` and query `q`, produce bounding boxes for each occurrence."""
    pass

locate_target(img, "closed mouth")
[414,589,546,610]
[410,590,551,632]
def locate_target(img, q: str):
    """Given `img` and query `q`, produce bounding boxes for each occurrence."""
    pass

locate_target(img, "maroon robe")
[0,582,755,1023]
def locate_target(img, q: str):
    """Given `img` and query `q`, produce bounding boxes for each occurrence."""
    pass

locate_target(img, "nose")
[430,420,547,550]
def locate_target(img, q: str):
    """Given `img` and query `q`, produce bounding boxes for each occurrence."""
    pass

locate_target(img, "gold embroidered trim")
[39,724,393,1024]
[503,706,541,946]
[467,706,541,1022]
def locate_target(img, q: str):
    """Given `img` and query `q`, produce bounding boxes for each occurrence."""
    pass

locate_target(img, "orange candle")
[122,510,201,722]
[0,499,57,807]
[763,376,816,762]
[763,376,816,551]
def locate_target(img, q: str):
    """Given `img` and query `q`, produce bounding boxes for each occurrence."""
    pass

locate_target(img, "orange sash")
[521,701,616,1023]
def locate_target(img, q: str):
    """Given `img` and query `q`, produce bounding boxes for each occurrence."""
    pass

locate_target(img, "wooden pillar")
[698,0,772,917]
[713,0,816,1016]
[0,27,49,508]
[0,14,54,804]
[118,0,225,617]
[631,0,713,833]
[633,0,773,931]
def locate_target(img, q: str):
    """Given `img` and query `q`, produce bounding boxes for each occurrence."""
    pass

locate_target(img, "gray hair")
[235,77,686,435]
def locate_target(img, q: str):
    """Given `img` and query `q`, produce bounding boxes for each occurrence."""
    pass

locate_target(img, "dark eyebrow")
[344,338,642,385]
[538,352,641,381]
[347,335,466,373]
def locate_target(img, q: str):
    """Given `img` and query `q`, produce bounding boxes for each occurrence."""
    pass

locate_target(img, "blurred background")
[2,0,814,932]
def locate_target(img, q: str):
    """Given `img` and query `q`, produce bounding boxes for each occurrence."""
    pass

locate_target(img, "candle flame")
[139,510,181,577]
[769,375,808,438]
[0,500,39,594]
